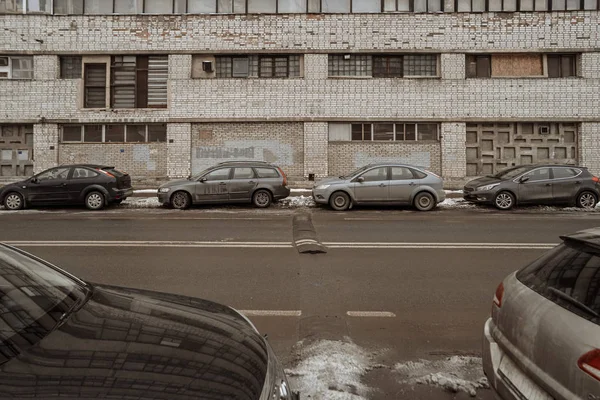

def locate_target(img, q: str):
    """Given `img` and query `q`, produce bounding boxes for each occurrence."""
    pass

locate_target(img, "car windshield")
[493,166,532,180]
[190,168,212,180]
[0,246,89,364]
[341,165,372,179]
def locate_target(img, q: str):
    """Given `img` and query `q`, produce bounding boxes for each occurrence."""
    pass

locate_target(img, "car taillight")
[578,349,600,381]
[277,167,288,186]
[97,168,115,178]
[593,176,599,183]
[493,282,504,308]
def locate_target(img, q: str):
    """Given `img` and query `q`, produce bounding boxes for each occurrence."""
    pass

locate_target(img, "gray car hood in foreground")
[465,176,503,188]
[0,285,268,400]
[314,176,350,186]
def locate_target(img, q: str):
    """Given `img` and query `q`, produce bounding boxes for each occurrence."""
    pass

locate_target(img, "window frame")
[347,122,440,142]
[60,124,167,143]
[0,55,34,80]
[83,62,108,109]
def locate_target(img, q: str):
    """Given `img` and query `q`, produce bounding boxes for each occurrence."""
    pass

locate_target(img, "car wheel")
[3,192,24,210]
[252,189,272,208]
[576,191,597,209]
[494,191,515,210]
[414,192,436,211]
[85,191,105,210]
[171,191,191,210]
[329,191,350,211]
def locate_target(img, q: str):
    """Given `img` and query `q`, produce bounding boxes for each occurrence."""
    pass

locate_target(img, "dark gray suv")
[158,161,290,209]
[464,164,600,210]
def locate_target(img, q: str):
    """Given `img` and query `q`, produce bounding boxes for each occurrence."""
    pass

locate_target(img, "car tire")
[85,191,105,210]
[252,189,272,208]
[414,192,436,211]
[494,191,515,210]
[329,191,351,211]
[576,191,598,209]
[171,191,191,210]
[3,192,24,210]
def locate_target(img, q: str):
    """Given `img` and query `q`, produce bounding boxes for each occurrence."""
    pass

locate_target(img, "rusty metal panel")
[466,123,578,176]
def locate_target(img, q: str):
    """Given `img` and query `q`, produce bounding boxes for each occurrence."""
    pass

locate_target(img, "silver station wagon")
[158,161,290,209]
[483,228,600,400]
[312,163,445,211]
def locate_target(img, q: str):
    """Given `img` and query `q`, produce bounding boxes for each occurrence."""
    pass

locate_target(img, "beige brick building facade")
[1,10,599,185]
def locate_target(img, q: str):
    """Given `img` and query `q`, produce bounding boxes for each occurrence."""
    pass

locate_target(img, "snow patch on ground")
[121,197,162,208]
[444,190,464,194]
[277,195,315,208]
[291,188,313,194]
[286,339,374,400]
[438,198,478,209]
[395,356,489,397]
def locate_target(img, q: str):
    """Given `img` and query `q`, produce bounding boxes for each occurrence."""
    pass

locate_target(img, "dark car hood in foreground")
[0,285,268,399]
[464,176,503,188]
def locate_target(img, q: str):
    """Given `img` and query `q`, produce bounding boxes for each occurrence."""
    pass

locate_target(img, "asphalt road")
[2,208,600,399]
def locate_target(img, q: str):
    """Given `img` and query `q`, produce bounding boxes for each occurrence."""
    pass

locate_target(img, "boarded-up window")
[114,0,137,13]
[322,0,350,12]
[352,0,381,11]
[329,123,351,141]
[248,0,276,12]
[547,54,577,78]
[144,0,173,12]
[111,55,167,108]
[188,0,217,12]
[84,64,107,108]
[491,54,543,77]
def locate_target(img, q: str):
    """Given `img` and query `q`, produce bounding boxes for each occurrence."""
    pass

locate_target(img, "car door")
[551,167,583,203]
[352,167,389,203]
[517,167,553,204]
[228,167,258,201]
[195,167,231,203]
[67,167,101,203]
[27,167,72,204]
[389,166,419,204]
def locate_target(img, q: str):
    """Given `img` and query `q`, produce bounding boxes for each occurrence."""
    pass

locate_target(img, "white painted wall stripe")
[347,311,396,317]
[238,310,302,317]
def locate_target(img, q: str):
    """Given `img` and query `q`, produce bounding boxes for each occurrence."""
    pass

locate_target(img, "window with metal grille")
[347,122,439,141]
[373,56,403,78]
[110,55,167,108]
[84,63,107,108]
[547,54,577,78]
[60,124,167,143]
[259,56,289,78]
[328,55,371,77]
[214,56,266,78]
[60,56,82,79]
[403,55,437,76]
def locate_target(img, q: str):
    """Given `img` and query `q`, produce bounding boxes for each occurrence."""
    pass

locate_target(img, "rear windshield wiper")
[547,287,600,319]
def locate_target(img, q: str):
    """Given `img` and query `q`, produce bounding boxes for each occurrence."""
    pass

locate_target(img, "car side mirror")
[30,177,39,184]
[519,177,529,184]
[357,177,365,183]
[199,177,207,183]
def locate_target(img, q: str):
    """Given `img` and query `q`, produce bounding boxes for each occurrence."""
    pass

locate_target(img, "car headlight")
[158,188,171,193]
[477,183,500,191]
[315,184,330,190]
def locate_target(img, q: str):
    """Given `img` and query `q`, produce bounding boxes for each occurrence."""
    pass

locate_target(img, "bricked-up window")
[328,55,372,77]
[60,124,167,143]
[331,123,440,141]
[60,56,82,79]
[547,54,577,78]
[84,63,107,108]
[110,55,168,108]
[0,56,33,79]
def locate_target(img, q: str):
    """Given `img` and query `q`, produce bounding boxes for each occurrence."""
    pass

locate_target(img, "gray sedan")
[158,161,290,209]
[464,164,600,210]
[483,227,600,400]
[312,163,445,211]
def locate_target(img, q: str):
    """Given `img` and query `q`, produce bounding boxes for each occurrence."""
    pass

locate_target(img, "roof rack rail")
[216,160,271,165]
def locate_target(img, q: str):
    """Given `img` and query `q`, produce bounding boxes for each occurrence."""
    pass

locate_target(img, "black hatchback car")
[0,244,297,399]
[464,164,600,210]
[0,164,133,211]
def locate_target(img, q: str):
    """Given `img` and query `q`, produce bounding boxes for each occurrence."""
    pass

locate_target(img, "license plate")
[498,356,553,400]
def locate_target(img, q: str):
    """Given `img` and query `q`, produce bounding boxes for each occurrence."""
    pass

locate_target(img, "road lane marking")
[238,310,302,317]
[3,241,293,248]
[347,311,396,317]
[324,242,557,249]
